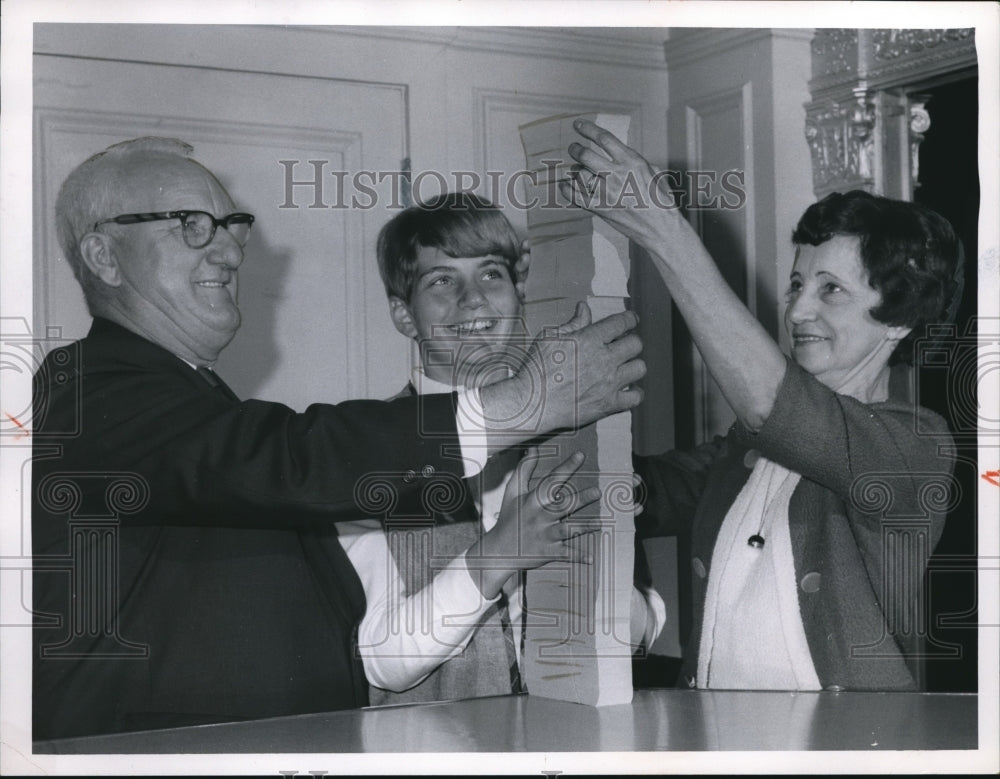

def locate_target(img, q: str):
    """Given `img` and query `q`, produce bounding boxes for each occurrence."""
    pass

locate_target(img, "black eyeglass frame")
[93,210,255,249]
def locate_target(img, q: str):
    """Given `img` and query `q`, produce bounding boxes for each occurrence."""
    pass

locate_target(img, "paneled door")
[34,35,410,408]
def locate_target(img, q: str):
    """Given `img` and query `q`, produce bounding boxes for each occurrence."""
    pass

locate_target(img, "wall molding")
[664,27,814,69]
[683,81,755,443]
[322,25,670,70]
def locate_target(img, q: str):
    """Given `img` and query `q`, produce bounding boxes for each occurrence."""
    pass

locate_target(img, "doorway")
[912,76,979,693]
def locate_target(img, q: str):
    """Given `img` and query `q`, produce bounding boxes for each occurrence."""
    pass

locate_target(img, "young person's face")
[391,246,526,387]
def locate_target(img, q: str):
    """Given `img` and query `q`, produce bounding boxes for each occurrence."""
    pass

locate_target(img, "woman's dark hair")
[376,192,521,302]
[791,189,961,364]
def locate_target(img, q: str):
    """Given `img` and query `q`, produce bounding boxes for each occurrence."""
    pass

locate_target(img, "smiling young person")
[382,194,529,390]
[565,119,959,691]
[336,192,665,703]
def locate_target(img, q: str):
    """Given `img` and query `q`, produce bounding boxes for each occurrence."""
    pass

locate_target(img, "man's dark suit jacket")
[32,318,470,740]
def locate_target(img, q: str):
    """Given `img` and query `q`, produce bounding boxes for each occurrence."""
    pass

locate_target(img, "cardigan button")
[743,449,760,469]
[692,557,707,579]
[402,469,417,484]
[800,572,822,593]
[421,465,436,478]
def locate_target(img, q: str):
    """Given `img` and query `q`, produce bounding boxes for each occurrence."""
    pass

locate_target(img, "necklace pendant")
[747,534,765,549]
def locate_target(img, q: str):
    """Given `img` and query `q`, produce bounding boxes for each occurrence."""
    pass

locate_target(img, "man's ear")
[388,296,418,339]
[79,233,123,287]
[514,239,531,300]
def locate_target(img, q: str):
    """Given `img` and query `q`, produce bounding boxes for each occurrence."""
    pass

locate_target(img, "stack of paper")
[517,113,635,707]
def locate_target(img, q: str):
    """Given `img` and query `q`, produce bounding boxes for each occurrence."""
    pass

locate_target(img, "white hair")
[54,137,196,309]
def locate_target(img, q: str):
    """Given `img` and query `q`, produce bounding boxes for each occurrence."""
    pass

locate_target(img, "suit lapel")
[389,381,478,524]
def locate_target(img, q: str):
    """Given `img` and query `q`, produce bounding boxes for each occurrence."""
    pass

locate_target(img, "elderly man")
[32,137,645,740]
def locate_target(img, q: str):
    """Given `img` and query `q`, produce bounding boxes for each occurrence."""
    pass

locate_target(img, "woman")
[564,119,959,691]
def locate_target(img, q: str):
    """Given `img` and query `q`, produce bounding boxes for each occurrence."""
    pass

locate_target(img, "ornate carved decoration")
[808,28,976,98]
[872,28,974,61]
[805,28,974,199]
[804,92,876,196]
[811,29,859,77]
[908,95,932,192]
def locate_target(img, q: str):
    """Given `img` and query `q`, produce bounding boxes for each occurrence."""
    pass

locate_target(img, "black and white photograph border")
[1,0,998,775]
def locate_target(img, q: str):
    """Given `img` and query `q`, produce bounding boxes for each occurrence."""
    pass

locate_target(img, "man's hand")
[479,302,645,453]
[467,449,602,600]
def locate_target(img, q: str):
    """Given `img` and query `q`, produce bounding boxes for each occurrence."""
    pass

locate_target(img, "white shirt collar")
[178,355,211,371]
[410,365,457,396]
[410,363,513,396]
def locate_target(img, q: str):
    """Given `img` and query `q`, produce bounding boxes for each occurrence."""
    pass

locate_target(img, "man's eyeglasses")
[93,210,255,249]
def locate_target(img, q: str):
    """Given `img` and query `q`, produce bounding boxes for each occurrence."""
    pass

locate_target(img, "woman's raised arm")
[565,119,787,431]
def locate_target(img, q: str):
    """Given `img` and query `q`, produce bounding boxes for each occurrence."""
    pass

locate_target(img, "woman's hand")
[562,118,786,431]
[560,119,711,274]
[560,120,673,246]
[470,447,604,600]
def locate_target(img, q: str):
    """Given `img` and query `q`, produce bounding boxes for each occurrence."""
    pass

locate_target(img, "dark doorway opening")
[912,76,979,693]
